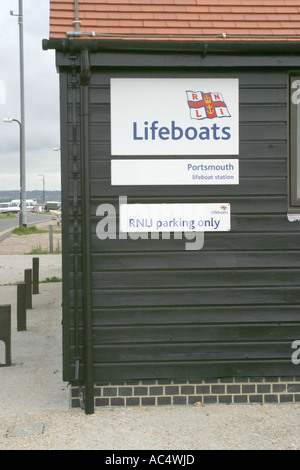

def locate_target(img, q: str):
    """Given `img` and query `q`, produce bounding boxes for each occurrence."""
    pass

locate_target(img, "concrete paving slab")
[6,422,45,438]
[0,255,62,285]
[0,282,69,417]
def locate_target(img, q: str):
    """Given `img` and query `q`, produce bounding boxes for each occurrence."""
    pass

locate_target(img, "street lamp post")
[8,0,27,227]
[3,118,27,227]
[39,174,45,210]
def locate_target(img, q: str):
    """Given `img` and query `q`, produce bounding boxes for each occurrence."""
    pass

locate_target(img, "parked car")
[11,199,37,212]
[0,203,10,214]
[0,202,20,214]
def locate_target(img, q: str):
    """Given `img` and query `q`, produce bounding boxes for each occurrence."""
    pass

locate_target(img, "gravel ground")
[0,229,300,450]
[0,404,300,450]
[0,220,61,256]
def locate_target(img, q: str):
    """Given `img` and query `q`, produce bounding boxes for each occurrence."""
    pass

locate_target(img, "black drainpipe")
[80,49,94,414]
[70,53,82,407]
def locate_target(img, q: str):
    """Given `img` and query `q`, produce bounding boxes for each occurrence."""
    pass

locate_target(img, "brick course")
[71,376,300,408]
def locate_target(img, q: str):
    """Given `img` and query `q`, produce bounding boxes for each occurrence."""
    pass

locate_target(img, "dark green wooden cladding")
[60,61,300,383]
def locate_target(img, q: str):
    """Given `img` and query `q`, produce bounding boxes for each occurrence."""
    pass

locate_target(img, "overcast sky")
[0,0,60,192]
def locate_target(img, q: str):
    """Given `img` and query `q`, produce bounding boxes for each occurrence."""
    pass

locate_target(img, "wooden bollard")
[0,305,11,367]
[32,257,39,295]
[49,225,53,253]
[24,269,32,309]
[17,283,27,331]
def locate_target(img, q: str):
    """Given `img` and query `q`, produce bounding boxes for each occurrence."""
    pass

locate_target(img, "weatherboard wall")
[57,48,300,389]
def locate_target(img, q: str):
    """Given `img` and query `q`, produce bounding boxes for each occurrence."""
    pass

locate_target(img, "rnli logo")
[186,91,231,120]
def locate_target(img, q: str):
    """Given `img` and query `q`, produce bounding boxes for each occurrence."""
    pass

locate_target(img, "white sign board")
[120,203,231,233]
[112,159,239,185]
[111,78,239,156]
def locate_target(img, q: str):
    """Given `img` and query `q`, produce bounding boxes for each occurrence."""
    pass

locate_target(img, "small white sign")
[112,159,239,185]
[111,78,239,156]
[120,203,231,233]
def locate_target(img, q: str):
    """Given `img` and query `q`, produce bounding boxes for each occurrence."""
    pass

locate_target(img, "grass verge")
[0,213,17,220]
[40,276,62,283]
[1,276,62,286]
[27,246,62,255]
[11,225,48,236]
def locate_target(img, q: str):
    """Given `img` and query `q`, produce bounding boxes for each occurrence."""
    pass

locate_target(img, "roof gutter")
[42,38,300,55]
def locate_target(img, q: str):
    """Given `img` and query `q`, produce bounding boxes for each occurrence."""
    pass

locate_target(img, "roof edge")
[42,38,300,55]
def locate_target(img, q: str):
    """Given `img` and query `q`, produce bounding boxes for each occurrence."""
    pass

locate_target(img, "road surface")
[0,213,53,241]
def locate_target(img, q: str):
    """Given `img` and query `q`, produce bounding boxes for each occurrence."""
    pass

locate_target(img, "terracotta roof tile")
[49,0,300,41]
